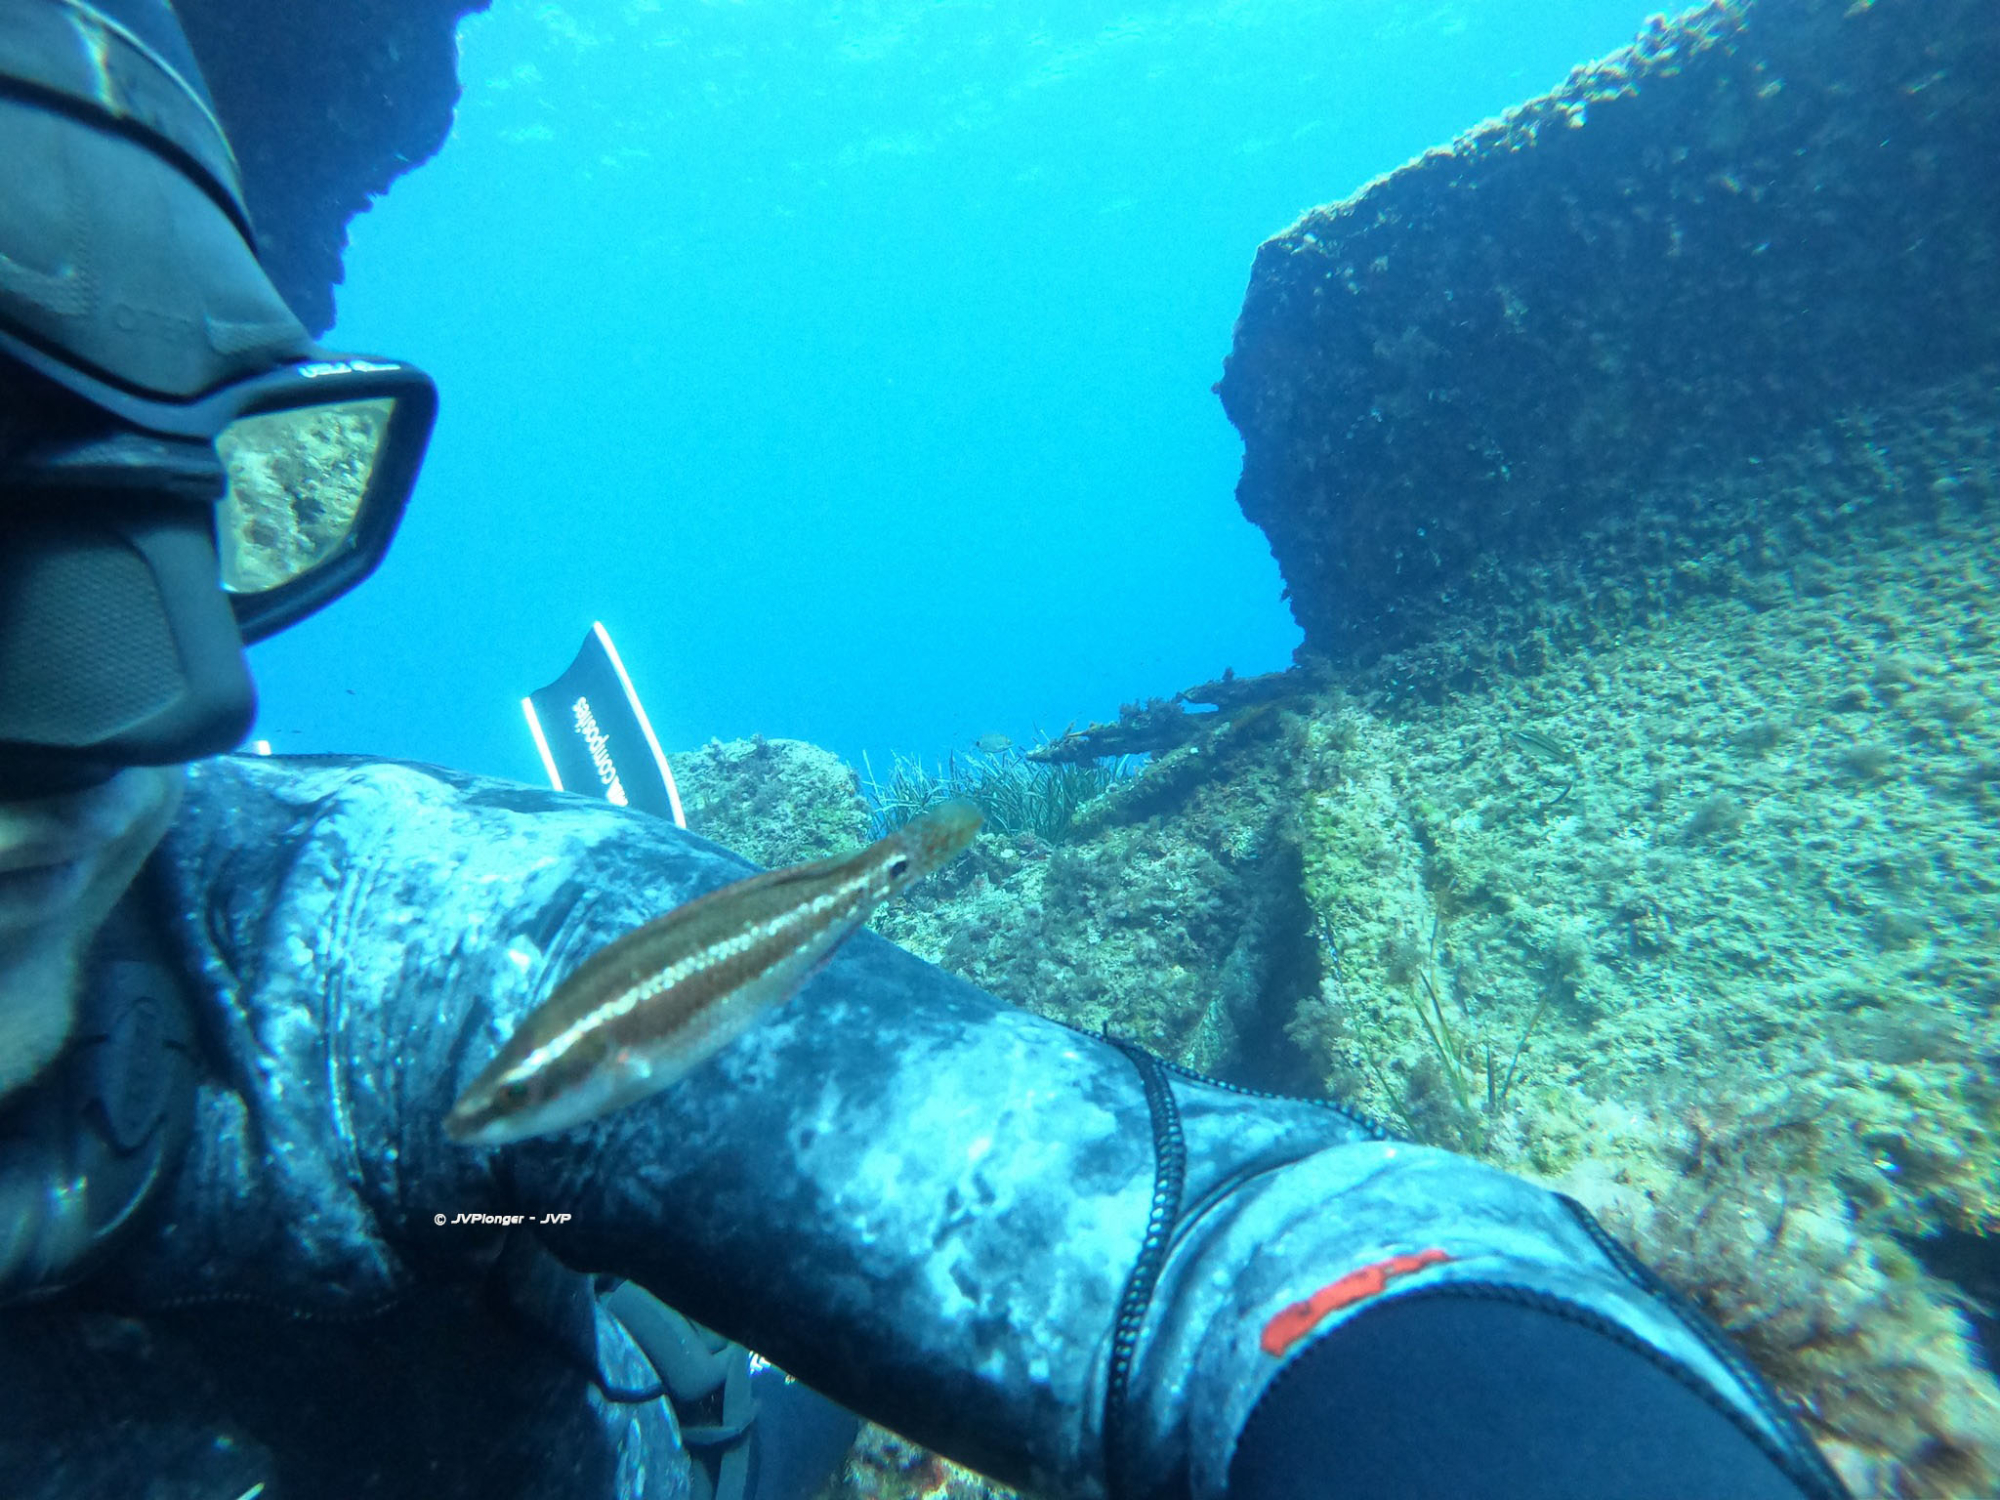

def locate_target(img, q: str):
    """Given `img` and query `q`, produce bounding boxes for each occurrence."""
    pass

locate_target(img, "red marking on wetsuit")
[1259,1248,1452,1357]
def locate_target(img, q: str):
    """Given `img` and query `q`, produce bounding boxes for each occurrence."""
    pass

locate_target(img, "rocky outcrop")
[1216,0,2000,667]
[177,0,492,334]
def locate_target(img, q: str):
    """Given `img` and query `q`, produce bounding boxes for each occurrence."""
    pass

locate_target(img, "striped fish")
[446,801,982,1146]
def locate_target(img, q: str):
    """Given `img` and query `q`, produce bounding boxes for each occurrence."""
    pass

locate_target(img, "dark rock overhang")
[178,0,493,336]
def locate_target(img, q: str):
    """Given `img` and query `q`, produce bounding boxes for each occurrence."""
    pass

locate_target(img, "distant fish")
[1510,726,1578,764]
[971,733,1014,755]
[445,801,983,1146]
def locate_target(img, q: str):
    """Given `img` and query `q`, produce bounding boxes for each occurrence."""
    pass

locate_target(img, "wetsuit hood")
[0,0,311,402]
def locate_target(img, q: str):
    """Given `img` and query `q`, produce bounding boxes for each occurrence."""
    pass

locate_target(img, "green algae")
[861,747,1137,845]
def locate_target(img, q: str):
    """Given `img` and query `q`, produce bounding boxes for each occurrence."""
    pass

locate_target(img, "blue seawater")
[250,0,1660,781]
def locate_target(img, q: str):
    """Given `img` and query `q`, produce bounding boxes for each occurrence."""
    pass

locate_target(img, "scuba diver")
[0,3,1851,1497]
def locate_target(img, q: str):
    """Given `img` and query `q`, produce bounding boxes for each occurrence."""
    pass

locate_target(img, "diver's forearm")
[506,933,1168,1492]
[501,931,1844,1500]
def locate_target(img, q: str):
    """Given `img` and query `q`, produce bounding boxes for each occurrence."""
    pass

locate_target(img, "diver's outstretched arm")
[493,927,1847,1500]
[146,758,1838,1499]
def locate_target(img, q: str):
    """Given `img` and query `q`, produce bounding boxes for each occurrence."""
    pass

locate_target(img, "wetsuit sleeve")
[479,914,1844,1500]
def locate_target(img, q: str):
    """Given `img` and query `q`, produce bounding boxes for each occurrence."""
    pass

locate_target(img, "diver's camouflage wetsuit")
[4,754,1847,1499]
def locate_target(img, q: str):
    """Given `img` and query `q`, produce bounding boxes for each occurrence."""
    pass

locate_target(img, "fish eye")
[503,1080,532,1105]
[888,856,911,879]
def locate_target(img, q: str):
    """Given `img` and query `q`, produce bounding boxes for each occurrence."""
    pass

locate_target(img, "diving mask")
[0,336,438,797]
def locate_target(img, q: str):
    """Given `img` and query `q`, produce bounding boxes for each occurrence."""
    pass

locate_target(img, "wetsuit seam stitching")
[1101,1036,1187,1500]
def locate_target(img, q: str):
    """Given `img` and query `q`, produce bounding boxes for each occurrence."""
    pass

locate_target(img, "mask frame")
[0,324,439,646]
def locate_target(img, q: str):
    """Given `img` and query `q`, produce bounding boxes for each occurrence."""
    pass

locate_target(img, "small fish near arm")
[445,801,982,1146]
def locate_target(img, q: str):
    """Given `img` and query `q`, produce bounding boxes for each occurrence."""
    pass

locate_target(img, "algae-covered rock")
[862,369,2000,1492]
[670,736,870,870]
[653,10,2000,1480]
[873,709,1327,1093]
[1219,0,2000,665]
[710,442,1998,1484]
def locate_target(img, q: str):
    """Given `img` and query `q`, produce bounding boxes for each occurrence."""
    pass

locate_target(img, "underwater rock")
[670,736,871,870]
[177,0,491,333]
[877,706,1329,1095]
[890,355,2000,1487]
[1217,0,2000,665]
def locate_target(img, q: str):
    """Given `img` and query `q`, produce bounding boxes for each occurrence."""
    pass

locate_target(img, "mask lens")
[214,396,397,594]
